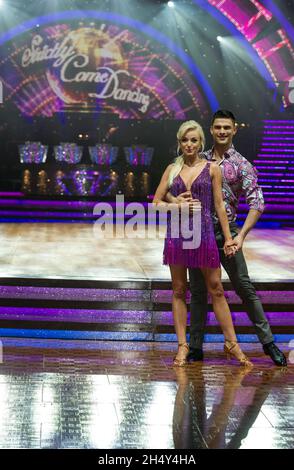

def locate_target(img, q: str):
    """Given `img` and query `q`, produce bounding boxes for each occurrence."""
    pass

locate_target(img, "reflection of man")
[173,366,286,448]
[226,368,288,449]
[166,109,287,366]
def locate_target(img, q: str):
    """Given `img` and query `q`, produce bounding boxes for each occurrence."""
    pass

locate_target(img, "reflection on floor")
[0,224,293,448]
[0,339,293,449]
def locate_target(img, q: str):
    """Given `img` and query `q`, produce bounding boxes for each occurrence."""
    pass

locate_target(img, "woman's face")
[179,129,201,158]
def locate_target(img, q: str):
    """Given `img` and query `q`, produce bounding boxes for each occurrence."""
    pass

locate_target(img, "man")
[166,109,287,366]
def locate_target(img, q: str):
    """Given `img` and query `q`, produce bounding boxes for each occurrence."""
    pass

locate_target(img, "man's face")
[210,118,237,147]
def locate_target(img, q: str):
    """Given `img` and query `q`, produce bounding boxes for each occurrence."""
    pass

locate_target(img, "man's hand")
[176,191,201,215]
[175,191,192,203]
[232,233,245,251]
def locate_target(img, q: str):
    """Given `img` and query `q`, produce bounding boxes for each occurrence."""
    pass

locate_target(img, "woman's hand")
[223,239,238,257]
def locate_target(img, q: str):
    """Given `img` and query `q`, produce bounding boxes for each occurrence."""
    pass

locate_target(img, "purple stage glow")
[0,286,150,301]
[261,192,294,196]
[254,167,287,174]
[264,132,294,135]
[0,307,292,327]
[259,180,294,183]
[263,138,294,141]
[264,126,294,129]
[264,120,294,123]
[255,160,290,163]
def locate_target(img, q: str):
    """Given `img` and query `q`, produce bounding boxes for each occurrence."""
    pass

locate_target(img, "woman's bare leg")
[169,264,188,345]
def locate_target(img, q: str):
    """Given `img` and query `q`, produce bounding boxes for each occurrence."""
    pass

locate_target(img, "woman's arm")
[153,164,179,211]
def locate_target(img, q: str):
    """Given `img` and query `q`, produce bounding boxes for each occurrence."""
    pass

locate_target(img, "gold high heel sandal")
[173,342,189,367]
[224,340,253,367]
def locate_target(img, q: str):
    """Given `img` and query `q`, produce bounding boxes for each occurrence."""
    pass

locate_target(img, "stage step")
[0,278,293,343]
[252,120,294,228]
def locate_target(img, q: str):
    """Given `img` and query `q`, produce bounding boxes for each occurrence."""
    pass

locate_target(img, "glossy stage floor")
[0,223,293,449]
[0,224,293,281]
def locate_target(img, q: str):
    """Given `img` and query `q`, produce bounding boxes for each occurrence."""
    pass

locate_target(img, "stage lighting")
[217,36,223,42]
[168,1,175,8]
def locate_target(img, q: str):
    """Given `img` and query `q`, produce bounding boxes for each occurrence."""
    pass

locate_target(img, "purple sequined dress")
[163,162,220,268]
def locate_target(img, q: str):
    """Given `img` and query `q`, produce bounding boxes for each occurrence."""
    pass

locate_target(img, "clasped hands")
[175,191,240,258]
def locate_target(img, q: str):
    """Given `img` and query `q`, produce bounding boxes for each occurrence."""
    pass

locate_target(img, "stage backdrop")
[0,21,209,120]
[0,1,293,194]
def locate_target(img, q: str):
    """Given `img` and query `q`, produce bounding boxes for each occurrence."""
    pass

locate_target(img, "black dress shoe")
[263,342,287,367]
[187,348,204,362]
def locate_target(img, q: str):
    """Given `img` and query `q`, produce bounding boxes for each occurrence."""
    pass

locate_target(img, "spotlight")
[168,1,175,8]
[217,36,223,42]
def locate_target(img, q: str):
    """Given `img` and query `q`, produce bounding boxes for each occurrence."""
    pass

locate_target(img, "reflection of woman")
[153,121,252,367]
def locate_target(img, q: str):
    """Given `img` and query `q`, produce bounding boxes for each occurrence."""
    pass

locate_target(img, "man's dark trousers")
[188,222,274,348]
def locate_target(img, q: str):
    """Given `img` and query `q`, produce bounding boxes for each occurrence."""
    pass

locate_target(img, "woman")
[153,120,252,367]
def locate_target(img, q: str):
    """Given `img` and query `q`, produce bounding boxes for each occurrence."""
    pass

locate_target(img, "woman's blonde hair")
[168,120,206,187]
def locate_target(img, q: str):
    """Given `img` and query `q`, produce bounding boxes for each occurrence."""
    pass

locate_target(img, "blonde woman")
[153,121,252,367]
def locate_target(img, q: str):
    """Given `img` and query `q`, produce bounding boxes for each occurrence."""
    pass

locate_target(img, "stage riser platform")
[0,280,293,342]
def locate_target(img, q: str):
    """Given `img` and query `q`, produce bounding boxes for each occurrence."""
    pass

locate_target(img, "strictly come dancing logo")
[21,30,150,114]
[0,21,207,118]
[92,195,202,249]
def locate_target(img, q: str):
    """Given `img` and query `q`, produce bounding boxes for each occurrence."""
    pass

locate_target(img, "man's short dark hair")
[211,109,236,126]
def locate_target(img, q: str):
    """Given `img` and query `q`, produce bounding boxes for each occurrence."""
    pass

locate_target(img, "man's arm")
[165,189,202,216]
[211,163,237,256]
[234,160,265,250]
[239,208,262,239]
[165,190,191,204]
